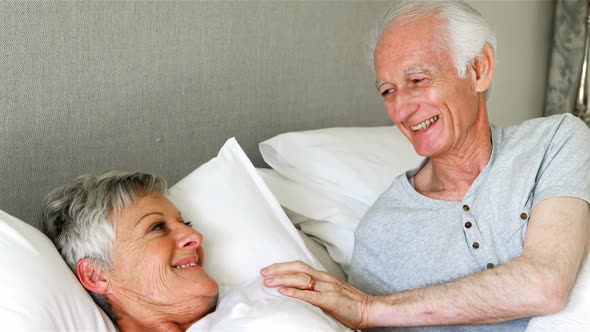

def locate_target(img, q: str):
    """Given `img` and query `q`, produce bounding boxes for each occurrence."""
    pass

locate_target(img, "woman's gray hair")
[370,0,497,97]
[39,170,168,321]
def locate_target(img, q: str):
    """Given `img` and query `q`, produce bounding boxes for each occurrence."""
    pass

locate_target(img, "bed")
[0,1,587,331]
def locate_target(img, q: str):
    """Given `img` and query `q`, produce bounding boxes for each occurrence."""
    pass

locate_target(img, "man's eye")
[149,222,166,232]
[183,221,193,227]
[381,88,395,97]
[411,78,426,84]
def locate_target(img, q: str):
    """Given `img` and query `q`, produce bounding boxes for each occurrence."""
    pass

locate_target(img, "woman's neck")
[111,299,199,332]
[116,317,191,332]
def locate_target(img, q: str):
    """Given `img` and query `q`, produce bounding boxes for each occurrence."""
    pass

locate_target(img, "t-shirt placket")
[461,199,496,270]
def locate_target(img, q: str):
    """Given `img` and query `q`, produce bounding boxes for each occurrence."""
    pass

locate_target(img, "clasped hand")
[261,260,374,330]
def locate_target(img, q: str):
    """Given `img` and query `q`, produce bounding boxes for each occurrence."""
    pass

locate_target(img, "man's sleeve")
[533,114,590,207]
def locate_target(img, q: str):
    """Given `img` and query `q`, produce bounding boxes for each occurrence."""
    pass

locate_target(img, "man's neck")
[414,117,492,201]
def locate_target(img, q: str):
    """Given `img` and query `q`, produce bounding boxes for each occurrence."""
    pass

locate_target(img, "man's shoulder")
[495,114,590,152]
[368,173,411,208]
[503,113,588,137]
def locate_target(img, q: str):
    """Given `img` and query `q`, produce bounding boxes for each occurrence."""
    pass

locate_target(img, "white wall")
[468,0,555,125]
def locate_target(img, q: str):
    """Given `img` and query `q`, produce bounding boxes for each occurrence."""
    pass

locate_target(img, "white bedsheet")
[188,277,350,332]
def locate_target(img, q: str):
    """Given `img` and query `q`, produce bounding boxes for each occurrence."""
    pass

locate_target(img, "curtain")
[544,0,587,118]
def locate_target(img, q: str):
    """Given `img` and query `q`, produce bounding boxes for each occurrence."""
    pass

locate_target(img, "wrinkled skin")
[77,192,218,331]
[261,260,373,330]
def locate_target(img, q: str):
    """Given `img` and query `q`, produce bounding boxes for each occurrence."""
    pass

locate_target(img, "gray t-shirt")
[348,114,590,332]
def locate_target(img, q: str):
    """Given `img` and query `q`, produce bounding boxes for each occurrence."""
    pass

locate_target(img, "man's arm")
[366,196,589,327]
[262,196,589,329]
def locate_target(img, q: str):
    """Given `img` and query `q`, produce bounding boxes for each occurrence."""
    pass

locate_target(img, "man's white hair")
[371,0,497,97]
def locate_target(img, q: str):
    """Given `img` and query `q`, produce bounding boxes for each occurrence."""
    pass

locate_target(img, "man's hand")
[261,260,374,330]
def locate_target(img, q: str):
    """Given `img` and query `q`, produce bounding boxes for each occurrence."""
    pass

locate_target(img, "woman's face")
[106,191,218,328]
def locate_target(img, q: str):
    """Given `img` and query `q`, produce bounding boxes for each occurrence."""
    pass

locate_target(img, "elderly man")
[262,1,590,331]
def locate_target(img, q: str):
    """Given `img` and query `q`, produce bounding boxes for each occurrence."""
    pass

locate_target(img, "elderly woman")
[40,171,219,331]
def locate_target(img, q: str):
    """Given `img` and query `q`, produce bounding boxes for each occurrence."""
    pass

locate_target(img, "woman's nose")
[177,226,203,249]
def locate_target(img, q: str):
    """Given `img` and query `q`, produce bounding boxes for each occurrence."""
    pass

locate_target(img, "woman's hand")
[261,260,374,330]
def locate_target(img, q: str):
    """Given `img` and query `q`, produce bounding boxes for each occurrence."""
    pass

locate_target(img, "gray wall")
[0,1,554,226]
[469,0,555,125]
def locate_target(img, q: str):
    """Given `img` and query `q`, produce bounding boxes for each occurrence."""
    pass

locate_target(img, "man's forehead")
[375,31,444,65]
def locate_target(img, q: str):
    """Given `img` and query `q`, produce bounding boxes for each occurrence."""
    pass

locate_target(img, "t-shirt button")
[465,221,472,229]
[472,242,480,249]
[520,213,528,220]
[463,205,470,211]
[487,263,495,269]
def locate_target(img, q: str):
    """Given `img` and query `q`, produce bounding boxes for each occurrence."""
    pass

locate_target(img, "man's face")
[374,16,483,157]
[106,192,218,326]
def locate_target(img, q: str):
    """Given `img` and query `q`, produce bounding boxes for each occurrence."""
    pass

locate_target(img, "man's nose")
[387,86,419,122]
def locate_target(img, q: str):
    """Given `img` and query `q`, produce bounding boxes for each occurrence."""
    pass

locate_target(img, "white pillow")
[0,210,116,331]
[525,254,590,332]
[168,137,324,286]
[259,126,422,205]
[258,168,366,272]
[258,126,423,270]
[168,137,350,330]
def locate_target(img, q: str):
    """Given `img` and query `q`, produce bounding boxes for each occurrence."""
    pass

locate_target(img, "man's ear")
[473,44,495,93]
[76,258,109,295]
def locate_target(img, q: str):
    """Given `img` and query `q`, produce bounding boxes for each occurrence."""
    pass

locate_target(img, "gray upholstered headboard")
[0,1,392,227]
[0,1,555,228]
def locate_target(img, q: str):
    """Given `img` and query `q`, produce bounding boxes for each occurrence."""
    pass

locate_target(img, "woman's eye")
[149,222,166,232]
[183,221,193,227]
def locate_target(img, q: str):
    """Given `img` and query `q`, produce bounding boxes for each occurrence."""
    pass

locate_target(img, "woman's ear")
[76,258,109,295]
[473,44,495,93]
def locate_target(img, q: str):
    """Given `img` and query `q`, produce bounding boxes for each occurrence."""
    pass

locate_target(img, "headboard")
[0,1,554,228]
[0,1,392,228]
